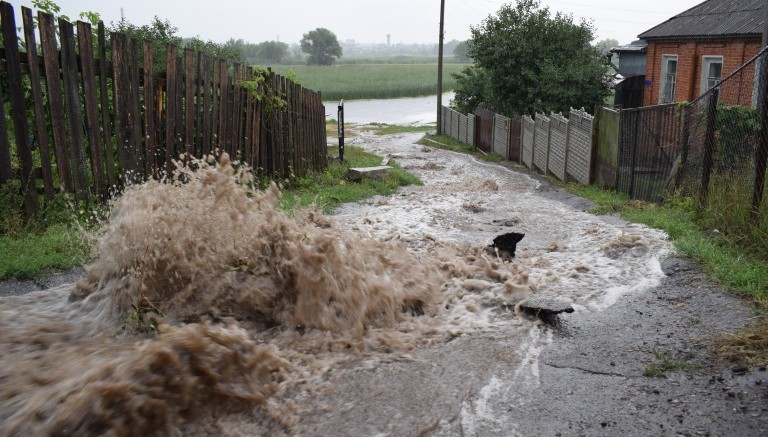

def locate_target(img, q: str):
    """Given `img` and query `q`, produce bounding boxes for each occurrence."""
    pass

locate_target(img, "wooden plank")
[218,59,229,156]
[184,48,194,158]
[195,51,204,156]
[98,22,116,190]
[59,18,90,200]
[231,63,242,161]
[128,38,143,179]
[143,40,157,178]
[0,80,11,186]
[22,7,55,201]
[201,53,212,156]
[77,20,106,199]
[243,67,254,167]
[1,3,38,214]
[39,12,72,194]
[210,59,220,153]
[111,33,130,181]
[175,56,184,164]
[165,44,178,174]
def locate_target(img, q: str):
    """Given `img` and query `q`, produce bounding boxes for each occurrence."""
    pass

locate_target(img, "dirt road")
[1,129,765,436]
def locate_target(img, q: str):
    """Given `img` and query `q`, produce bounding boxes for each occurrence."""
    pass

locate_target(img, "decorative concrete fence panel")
[548,112,569,181]
[521,115,535,168]
[533,113,551,173]
[493,114,511,157]
[566,107,594,185]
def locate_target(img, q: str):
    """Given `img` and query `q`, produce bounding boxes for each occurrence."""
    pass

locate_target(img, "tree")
[256,41,289,64]
[594,38,619,54]
[452,0,610,116]
[453,40,471,63]
[300,28,342,65]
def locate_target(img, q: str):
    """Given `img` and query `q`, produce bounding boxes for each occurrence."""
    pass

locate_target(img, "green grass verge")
[565,184,768,306]
[270,64,464,101]
[279,145,421,214]
[363,123,436,136]
[0,224,91,279]
[417,134,504,163]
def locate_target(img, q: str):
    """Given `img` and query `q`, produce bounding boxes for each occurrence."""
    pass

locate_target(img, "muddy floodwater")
[0,130,674,436]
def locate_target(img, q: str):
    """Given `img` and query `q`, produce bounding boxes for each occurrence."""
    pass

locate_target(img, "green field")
[270,64,465,101]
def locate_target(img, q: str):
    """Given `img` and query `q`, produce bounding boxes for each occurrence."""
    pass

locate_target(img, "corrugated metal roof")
[638,0,764,39]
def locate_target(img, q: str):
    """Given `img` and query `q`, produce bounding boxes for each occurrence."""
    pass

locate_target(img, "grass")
[0,184,100,279]
[270,64,464,101]
[417,134,505,163]
[363,123,436,136]
[643,349,693,377]
[565,184,768,306]
[279,145,421,214]
[565,183,768,367]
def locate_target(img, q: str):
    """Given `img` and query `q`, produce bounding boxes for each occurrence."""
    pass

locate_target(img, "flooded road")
[324,93,454,125]
[0,129,675,435]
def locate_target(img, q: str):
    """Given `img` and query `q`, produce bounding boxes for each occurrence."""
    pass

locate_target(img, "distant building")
[610,40,648,108]
[638,0,764,106]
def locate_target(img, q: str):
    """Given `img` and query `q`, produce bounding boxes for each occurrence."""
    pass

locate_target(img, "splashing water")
[0,154,538,435]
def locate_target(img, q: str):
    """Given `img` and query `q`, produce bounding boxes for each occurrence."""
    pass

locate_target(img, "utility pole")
[436,0,445,135]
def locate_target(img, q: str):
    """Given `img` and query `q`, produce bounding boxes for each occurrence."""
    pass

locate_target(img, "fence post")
[676,104,692,191]
[628,111,640,198]
[700,88,720,206]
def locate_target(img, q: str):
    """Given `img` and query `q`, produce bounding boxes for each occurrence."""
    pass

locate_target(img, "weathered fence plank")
[2,3,38,214]
[22,7,55,201]
[165,44,179,174]
[60,19,90,199]
[0,81,11,186]
[184,49,195,158]
[98,22,116,189]
[77,20,106,198]
[39,12,72,193]
[143,40,157,177]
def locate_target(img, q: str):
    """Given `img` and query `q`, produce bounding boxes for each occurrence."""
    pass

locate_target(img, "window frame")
[700,55,724,95]
[659,54,679,104]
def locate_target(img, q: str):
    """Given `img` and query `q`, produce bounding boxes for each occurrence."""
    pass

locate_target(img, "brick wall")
[643,37,762,106]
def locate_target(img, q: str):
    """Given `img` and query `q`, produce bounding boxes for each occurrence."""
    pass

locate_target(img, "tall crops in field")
[271,64,464,101]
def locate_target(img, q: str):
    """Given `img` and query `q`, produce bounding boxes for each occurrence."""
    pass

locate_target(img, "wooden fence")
[0,2,327,216]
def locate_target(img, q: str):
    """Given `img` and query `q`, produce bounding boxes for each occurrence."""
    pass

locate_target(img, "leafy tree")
[594,38,619,54]
[453,0,610,116]
[453,40,471,63]
[256,41,289,64]
[300,28,342,65]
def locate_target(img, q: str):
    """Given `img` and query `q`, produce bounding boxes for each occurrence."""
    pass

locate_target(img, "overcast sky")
[15,0,705,46]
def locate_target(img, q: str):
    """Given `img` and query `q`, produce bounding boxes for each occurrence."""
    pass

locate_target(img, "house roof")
[610,40,647,54]
[638,0,765,40]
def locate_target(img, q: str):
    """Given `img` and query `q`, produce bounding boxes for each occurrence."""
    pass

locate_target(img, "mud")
[1,128,764,436]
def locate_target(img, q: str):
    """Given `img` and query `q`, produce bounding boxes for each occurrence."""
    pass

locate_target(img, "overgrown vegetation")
[416,134,504,163]
[0,182,99,279]
[279,146,421,213]
[270,64,463,101]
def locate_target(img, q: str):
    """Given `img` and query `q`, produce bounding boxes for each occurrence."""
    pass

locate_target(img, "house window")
[701,56,723,94]
[659,55,678,103]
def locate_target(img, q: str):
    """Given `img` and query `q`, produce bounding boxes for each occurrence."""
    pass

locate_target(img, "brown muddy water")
[0,133,671,436]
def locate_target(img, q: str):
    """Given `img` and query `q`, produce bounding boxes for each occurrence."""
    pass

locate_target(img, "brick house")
[639,0,764,107]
